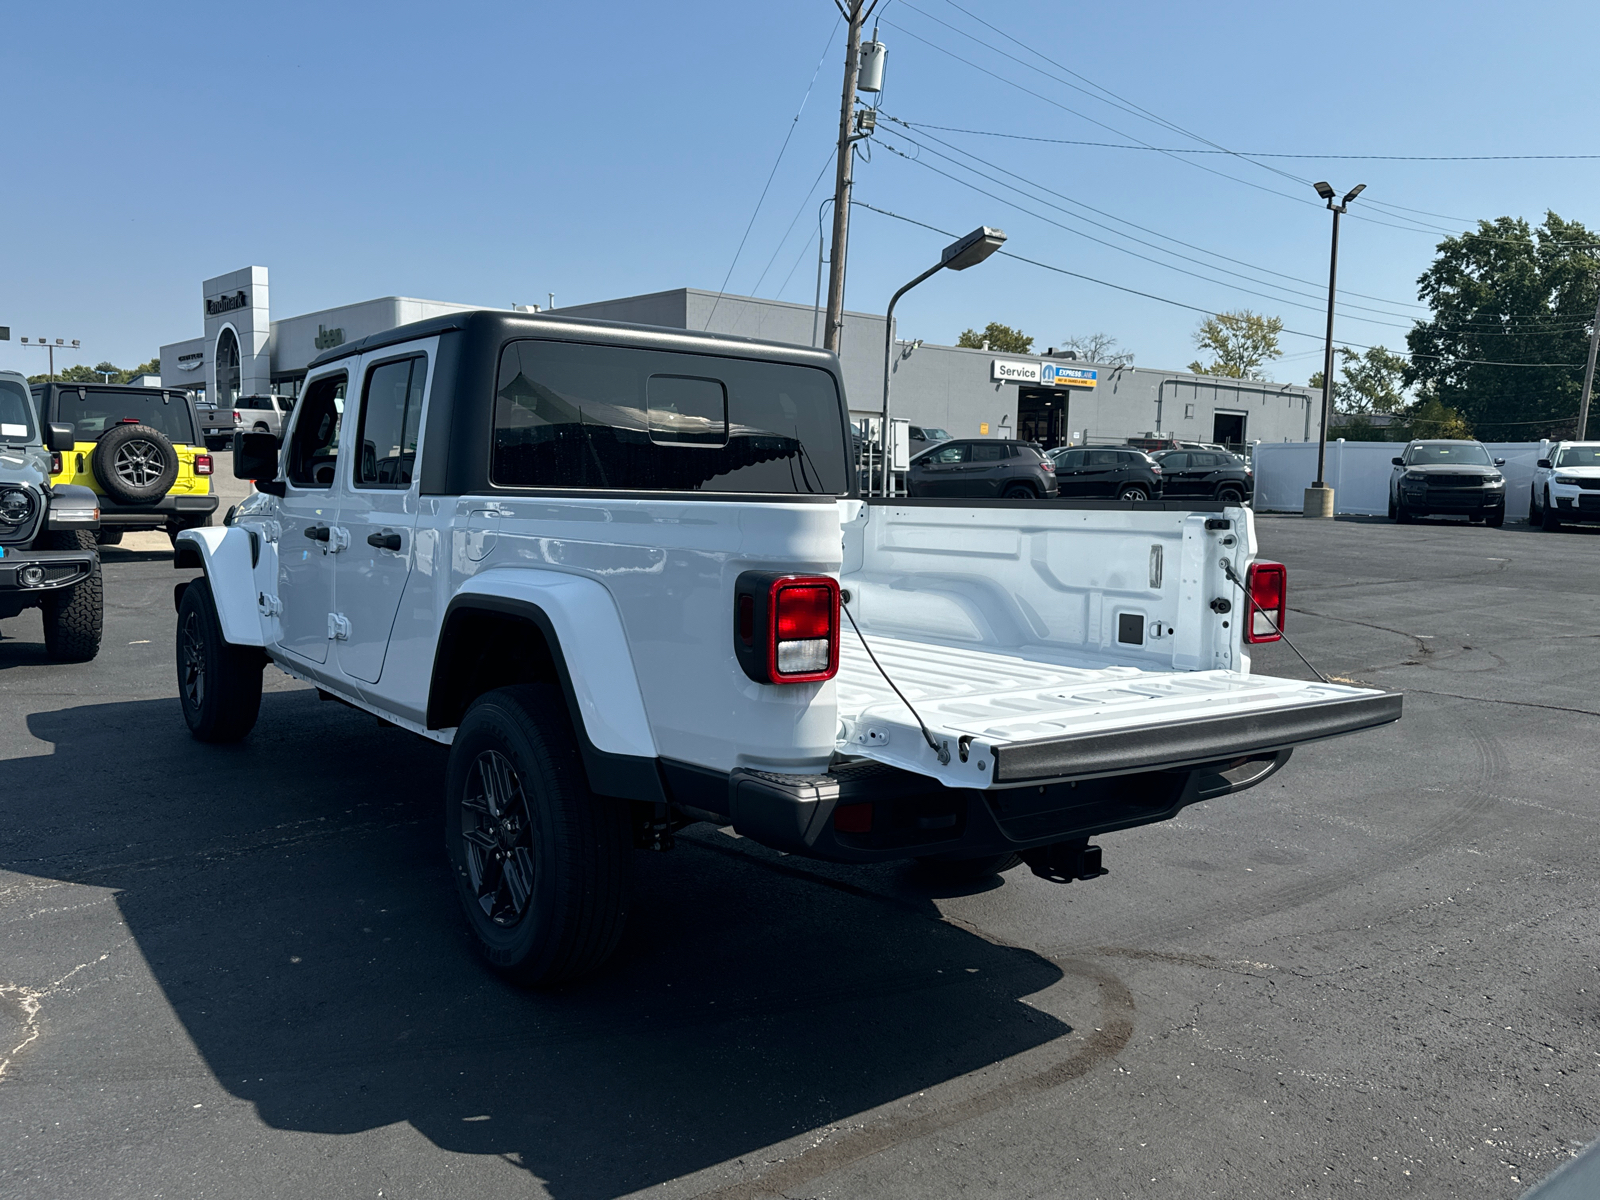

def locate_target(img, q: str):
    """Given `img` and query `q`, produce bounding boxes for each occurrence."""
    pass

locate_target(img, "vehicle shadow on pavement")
[10,691,1071,1200]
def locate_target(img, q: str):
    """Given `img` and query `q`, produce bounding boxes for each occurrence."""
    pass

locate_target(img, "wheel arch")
[428,579,664,804]
[172,525,264,645]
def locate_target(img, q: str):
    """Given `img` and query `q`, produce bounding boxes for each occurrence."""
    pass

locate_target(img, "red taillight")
[233,410,241,422]
[194,453,213,476]
[120,416,140,424]
[733,572,840,684]
[50,452,62,474]
[1151,464,1163,474]
[1040,460,1055,472]
[1244,561,1287,644]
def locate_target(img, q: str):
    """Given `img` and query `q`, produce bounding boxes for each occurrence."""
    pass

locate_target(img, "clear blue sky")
[3,0,1598,385]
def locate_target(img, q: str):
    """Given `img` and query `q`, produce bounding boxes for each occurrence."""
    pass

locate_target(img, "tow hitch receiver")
[1020,839,1108,884]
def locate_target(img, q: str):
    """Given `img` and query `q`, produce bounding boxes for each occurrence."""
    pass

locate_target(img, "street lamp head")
[1313,181,1336,202]
[941,226,1007,271]
[1342,183,1366,205]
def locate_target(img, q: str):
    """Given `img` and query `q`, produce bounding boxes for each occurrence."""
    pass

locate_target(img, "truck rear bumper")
[0,548,96,593]
[718,688,1399,864]
[99,494,219,526]
[726,750,1293,864]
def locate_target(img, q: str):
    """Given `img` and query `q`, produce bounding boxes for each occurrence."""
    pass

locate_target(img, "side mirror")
[232,431,286,497]
[1537,458,1552,469]
[1493,457,1506,467]
[1391,457,1405,467]
[46,423,75,453]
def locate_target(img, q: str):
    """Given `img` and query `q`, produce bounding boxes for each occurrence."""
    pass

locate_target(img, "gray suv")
[906,439,1058,498]
[0,371,103,660]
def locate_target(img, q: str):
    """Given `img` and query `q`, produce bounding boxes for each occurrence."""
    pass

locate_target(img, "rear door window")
[492,340,848,494]
[56,388,196,444]
[972,443,1007,462]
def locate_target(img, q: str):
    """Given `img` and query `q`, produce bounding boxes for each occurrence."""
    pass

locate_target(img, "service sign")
[1042,363,1097,389]
[991,358,1041,383]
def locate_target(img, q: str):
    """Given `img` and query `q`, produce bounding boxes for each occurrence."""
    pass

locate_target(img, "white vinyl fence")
[1253,441,1543,521]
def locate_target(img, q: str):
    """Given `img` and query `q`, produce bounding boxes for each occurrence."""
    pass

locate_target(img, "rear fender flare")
[173,526,264,646]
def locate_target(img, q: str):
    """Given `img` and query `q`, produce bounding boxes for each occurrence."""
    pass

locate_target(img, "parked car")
[908,425,951,454]
[193,397,235,449]
[907,438,1057,498]
[1151,448,1253,503]
[233,393,296,439]
[1388,440,1506,525]
[0,370,103,661]
[175,308,1397,984]
[1529,440,1600,531]
[1050,447,1164,500]
[31,381,218,545]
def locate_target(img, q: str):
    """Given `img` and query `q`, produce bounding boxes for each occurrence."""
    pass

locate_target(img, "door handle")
[367,529,402,551]
[303,524,329,542]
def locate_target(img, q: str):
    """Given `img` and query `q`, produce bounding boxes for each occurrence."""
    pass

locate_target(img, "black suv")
[1388,440,1506,525]
[1151,448,1253,503]
[907,439,1057,498]
[1048,447,1165,500]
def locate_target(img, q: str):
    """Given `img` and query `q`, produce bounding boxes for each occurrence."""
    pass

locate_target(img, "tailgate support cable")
[839,597,951,765]
[1219,558,1329,684]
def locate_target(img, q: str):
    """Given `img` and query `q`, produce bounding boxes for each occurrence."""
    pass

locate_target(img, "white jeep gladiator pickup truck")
[174,310,1400,984]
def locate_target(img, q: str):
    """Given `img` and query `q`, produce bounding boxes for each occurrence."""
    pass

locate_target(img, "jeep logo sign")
[206,291,248,315]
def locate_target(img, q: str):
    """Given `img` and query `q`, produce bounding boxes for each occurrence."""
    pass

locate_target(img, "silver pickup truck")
[173,310,1400,984]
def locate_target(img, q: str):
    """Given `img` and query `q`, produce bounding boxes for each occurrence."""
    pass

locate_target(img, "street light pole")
[1307,182,1364,518]
[879,226,1006,496]
[18,336,82,382]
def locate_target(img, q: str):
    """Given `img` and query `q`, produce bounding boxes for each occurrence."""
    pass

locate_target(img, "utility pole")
[1577,287,1600,441]
[823,0,879,354]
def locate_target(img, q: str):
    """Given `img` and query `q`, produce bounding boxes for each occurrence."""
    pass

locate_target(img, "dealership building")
[161,266,1320,450]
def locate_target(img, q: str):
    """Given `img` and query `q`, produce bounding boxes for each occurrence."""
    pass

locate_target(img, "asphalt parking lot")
[3,505,1598,1199]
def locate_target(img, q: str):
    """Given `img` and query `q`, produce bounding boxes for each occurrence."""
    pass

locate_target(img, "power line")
[704,15,840,330]
[888,119,1600,163]
[850,201,1588,368]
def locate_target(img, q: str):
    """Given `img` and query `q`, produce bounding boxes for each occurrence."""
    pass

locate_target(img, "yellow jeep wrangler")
[31,382,218,545]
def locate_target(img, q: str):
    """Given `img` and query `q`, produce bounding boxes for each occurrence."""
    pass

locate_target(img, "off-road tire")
[913,852,1023,884]
[1119,486,1148,502]
[95,528,124,546]
[92,422,179,506]
[1001,483,1037,500]
[176,577,264,742]
[445,685,632,986]
[40,529,102,662]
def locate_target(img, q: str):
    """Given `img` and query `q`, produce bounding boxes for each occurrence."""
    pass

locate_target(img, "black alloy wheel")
[460,749,538,927]
[445,685,632,986]
[1119,486,1148,501]
[1001,483,1037,500]
[1218,485,1244,504]
[175,577,264,742]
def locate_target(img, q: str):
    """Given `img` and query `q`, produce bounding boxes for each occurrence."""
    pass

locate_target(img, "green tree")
[1310,345,1409,414]
[957,322,1033,354]
[27,356,159,385]
[1405,212,1600,440]
[1058,332,1134,366]
[1187,310,1284,379]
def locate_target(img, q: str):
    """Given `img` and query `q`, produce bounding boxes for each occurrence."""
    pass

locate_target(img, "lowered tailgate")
[835,634,1400,788]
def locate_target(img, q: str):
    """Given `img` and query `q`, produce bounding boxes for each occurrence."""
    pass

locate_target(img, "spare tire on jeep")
[92,423,178,506]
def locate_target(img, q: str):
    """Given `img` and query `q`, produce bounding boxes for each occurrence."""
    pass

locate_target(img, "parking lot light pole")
[1306,182,1364,519]
[880,226,1006,495]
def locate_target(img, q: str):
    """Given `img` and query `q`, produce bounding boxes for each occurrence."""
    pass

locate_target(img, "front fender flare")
[174,526,264,646]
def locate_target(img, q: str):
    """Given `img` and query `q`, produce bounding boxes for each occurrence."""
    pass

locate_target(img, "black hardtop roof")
[306,308,844,373]
[32,380,191,399]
